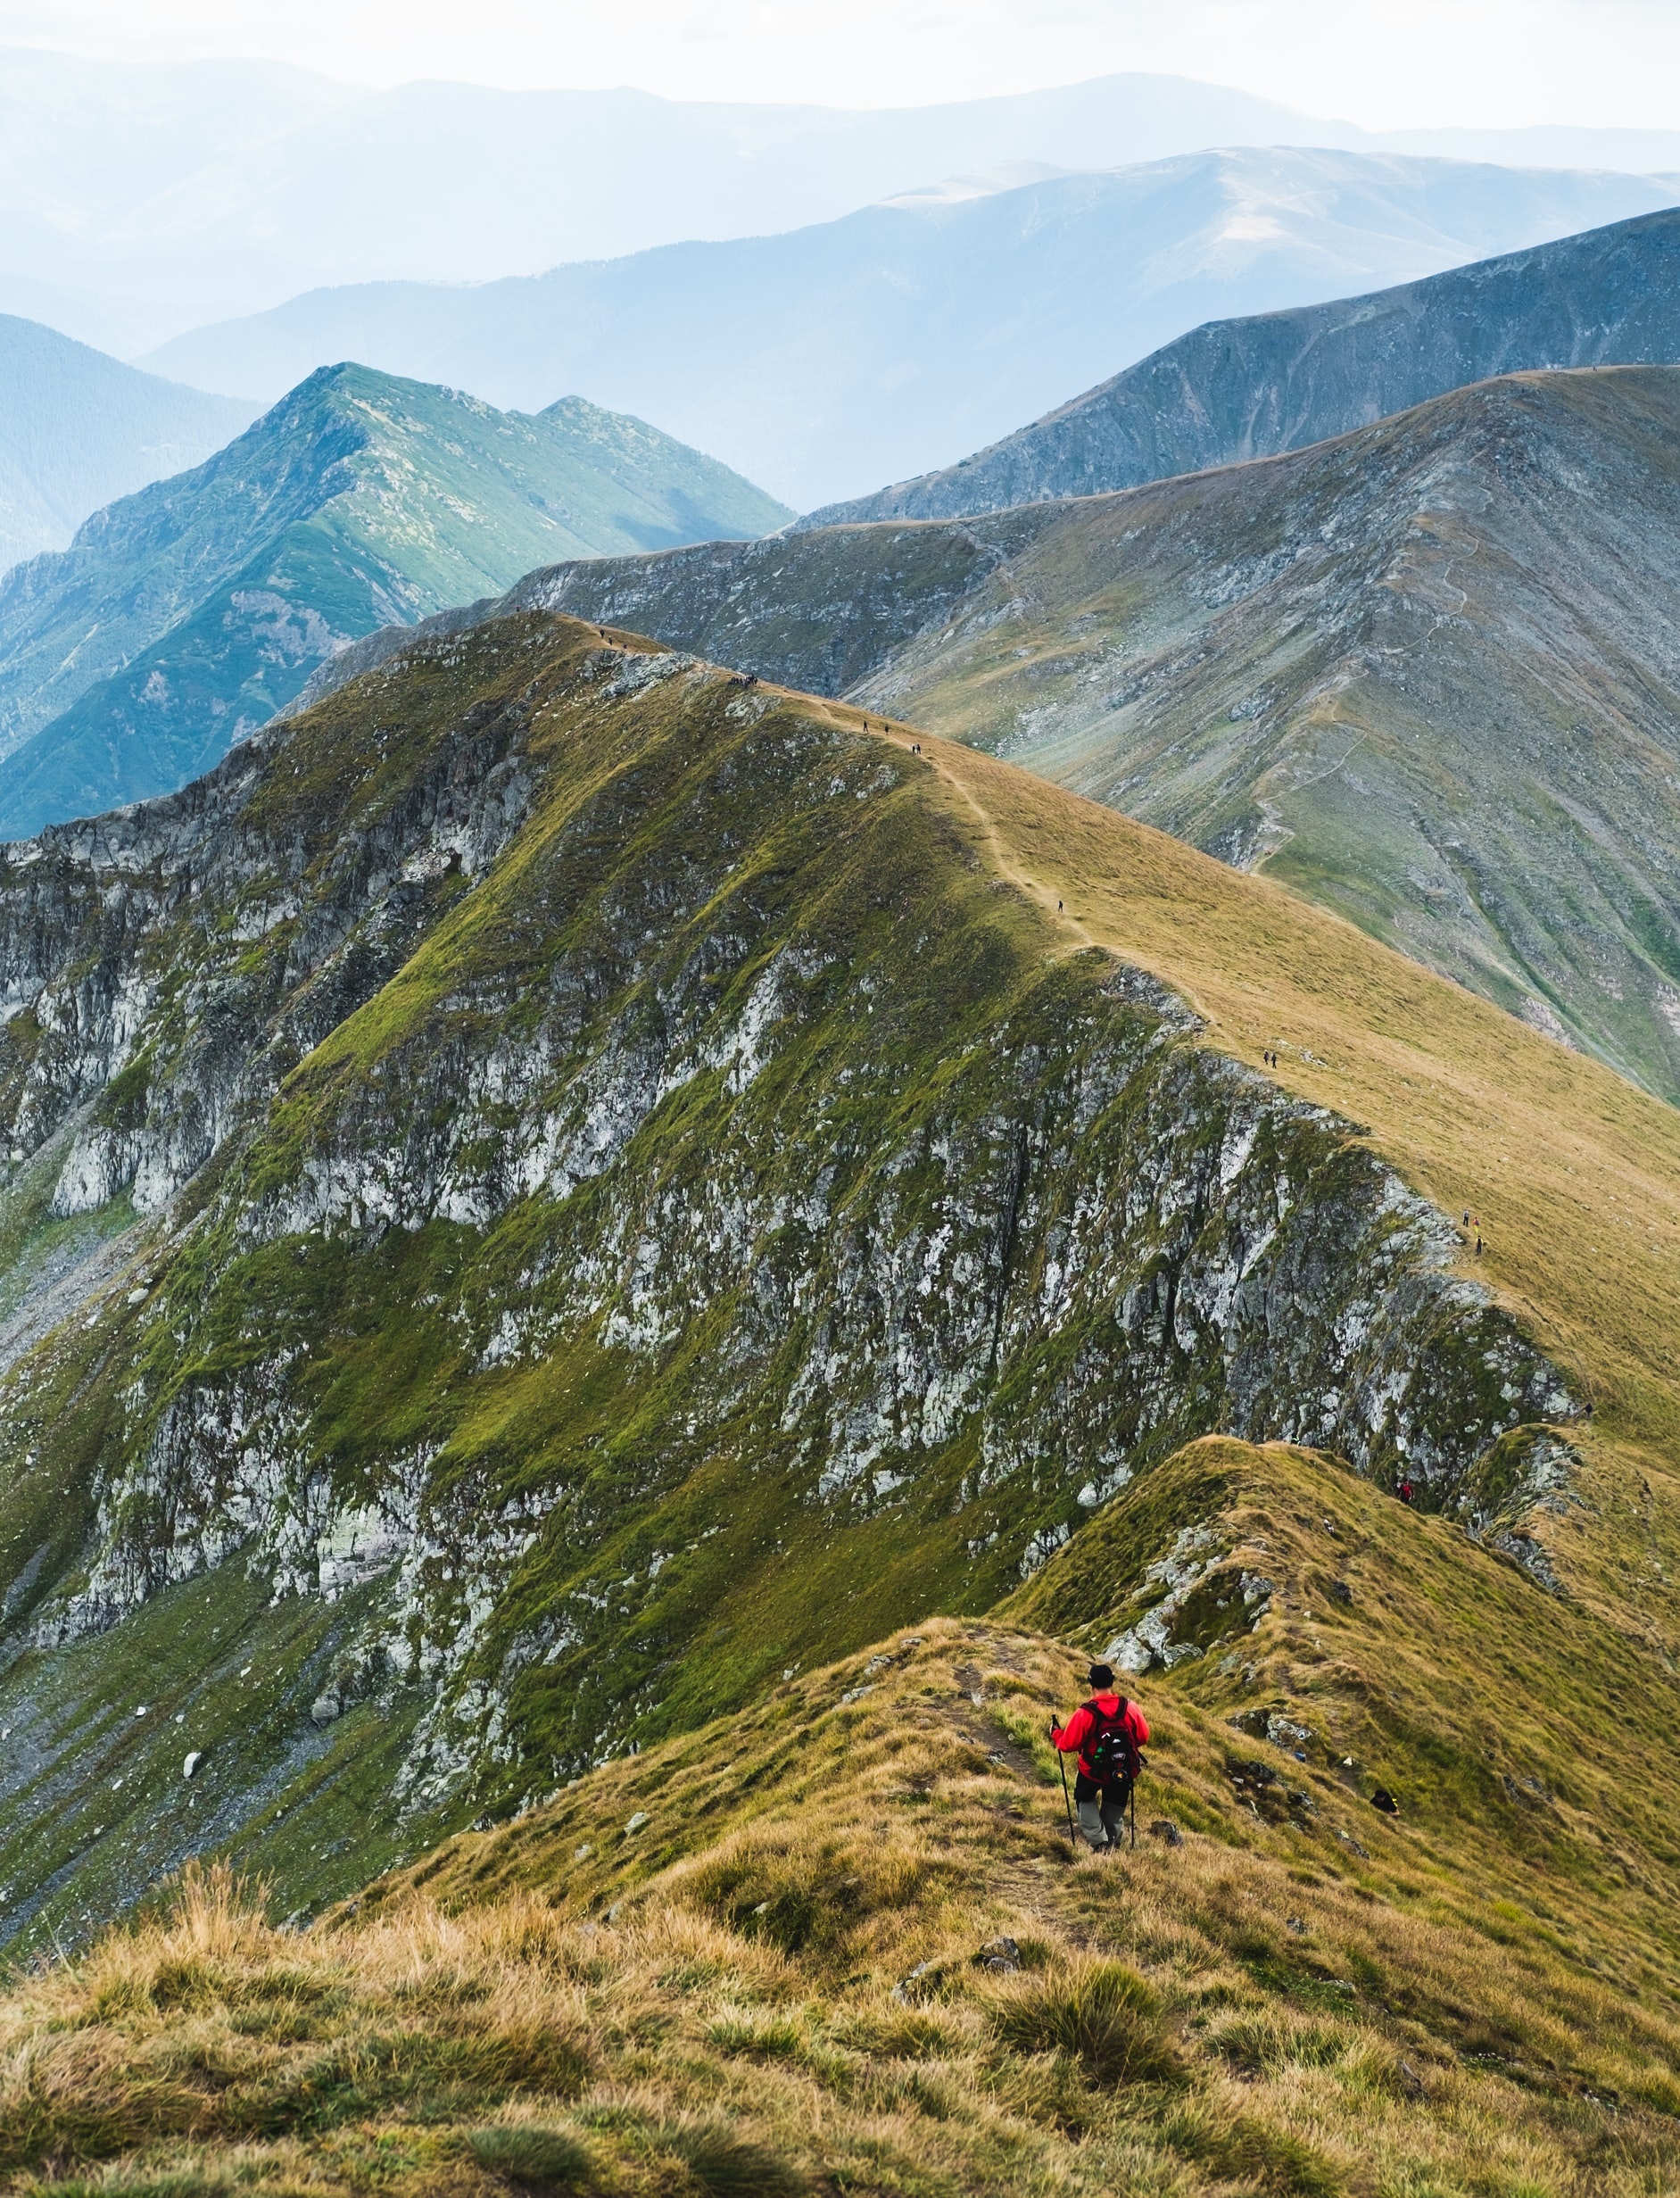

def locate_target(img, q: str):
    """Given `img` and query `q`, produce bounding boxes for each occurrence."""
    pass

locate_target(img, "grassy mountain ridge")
[0,610,1673,2188]
[0,604,1675,1962]
[6,1439,1680,2195]
[0,365,789,838]
[801,201,1680,527]
[509,364,1680,1102]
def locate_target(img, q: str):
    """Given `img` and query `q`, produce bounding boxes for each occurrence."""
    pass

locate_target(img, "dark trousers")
[1074,1771,1132,1845]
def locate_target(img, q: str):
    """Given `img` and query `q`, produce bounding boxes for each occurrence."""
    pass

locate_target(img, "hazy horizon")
[0,1,1675,130]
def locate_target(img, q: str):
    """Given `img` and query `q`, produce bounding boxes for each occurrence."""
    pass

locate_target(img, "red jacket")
[1054,1694,1149,1780]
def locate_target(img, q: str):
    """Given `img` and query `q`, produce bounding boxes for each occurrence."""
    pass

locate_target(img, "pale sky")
[0,0,1676,129]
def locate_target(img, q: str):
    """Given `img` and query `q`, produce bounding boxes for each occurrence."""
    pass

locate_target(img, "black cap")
[1088,1662,1115,1688]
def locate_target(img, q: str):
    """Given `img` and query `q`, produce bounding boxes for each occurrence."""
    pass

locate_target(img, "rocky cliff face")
[0,608,1577,1941]
[800,203,1680,527]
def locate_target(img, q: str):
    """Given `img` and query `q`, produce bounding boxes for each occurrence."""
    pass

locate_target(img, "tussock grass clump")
[1153,2095,1345,2198]
[988,1957,1182,2086]
[674,1828,946,1962]
[465,2121,593,2186]
[704,2006,810,2061]
[1209,2009,1361,2078]
[653,2119,809,2197]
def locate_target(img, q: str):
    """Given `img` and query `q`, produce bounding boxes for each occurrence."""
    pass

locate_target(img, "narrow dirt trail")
[819,698,1100,956]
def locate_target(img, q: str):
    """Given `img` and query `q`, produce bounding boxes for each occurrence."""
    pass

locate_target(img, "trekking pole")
[1055,1747,1077,1846]
[1130,1779,1137,1850]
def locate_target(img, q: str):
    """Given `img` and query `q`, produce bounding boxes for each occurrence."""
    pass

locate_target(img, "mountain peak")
[0,365,790,838]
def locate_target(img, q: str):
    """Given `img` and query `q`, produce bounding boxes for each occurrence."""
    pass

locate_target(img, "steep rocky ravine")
[0,612,1578,1940]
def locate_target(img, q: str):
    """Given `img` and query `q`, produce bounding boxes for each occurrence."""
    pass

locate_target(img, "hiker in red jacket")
[1051,1663,1149,1848]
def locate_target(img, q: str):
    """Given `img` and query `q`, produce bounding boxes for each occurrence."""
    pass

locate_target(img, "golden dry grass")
[8,1559,1680,2198]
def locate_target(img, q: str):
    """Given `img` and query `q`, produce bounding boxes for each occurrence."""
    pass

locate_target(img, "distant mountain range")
[141,150,1676,513]
[14,53,1680,356]
[806,204,1680,526]
[481,365,1680,1104]
[0,315,252,571]
[0,366,788,841]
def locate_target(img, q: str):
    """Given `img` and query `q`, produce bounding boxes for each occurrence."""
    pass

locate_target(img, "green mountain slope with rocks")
[0,600,1678,1946]
[0,365,789,840]
[504,365,1680,1102]
[800,202,1680,527]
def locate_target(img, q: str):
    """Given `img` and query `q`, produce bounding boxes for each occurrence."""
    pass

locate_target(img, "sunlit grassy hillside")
[10,1439,1680,2198]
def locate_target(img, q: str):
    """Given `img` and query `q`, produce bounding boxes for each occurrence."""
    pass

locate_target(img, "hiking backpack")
[1082,1698,1143,1784]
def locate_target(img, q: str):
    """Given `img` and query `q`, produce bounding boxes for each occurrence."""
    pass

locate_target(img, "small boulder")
[182,1752,203,1779]
[625,1810,650,1835]
[1147,1819,1184,1847]
[974,1935,1021,1971]
[310,1694,341,1726]
[890,1957,943,2004]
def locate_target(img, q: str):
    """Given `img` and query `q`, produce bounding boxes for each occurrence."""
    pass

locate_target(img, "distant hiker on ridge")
[1051,1664,1147,1849]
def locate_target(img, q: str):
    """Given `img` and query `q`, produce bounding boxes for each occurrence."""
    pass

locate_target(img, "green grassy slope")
[0,366,790,837]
